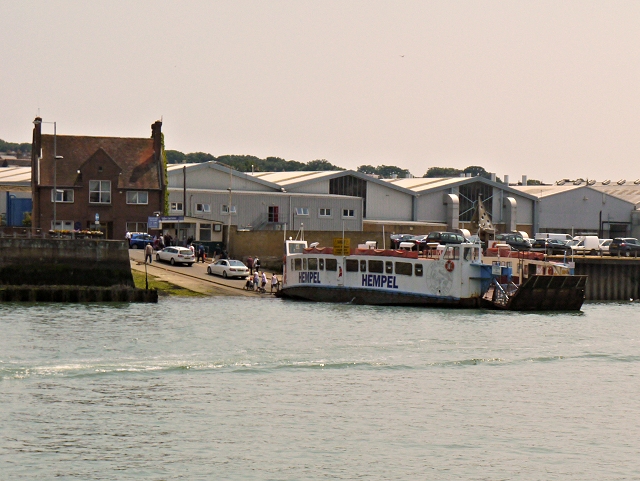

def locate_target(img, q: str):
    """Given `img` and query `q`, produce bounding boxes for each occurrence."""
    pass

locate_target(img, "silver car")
[155,247,195,266]
[207,259,250,279]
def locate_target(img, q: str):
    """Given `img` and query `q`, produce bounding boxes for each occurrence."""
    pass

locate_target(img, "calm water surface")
[1,298,639,480]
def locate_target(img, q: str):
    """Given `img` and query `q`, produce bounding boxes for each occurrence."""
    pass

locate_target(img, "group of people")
[245,270,279,293]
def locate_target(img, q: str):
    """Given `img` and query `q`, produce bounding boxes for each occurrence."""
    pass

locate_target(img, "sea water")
[1,298,639,480]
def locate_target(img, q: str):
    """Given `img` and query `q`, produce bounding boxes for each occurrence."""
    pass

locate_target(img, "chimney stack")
[522,175,528,186]
[504,175,509,185]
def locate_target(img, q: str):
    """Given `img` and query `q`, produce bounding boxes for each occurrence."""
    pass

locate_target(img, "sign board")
[160,216,184,222]
[148,216,160,229]
[95,213,99,222]
[333,237,351,256]
[491,263,502,276]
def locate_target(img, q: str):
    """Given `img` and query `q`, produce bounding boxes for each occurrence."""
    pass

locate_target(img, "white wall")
[537,186,632,232]
[365,182,413,221]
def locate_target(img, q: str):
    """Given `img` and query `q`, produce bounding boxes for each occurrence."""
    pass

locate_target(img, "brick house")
[31,118,166,239]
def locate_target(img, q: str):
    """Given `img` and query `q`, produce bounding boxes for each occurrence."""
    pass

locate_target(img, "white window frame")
[319,208,332,217]
[126,222,148,233]
[342,209,355,218]
[51,220,74,231]
[221,205,237,215]
[126,191,149,205]
[195,203,211,213]
[295,207,309,216]
[170,202,183,212]
[89,180,111,204]
[51,188,74,203]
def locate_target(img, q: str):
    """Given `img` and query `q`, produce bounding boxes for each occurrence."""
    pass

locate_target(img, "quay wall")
[0,238,134,287]
[573,257,640,301]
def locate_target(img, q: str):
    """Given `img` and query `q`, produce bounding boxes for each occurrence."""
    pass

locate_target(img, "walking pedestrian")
[261,271,267,291]
[253,271,260,291]
[144,243,153,264]
[254,257,261,273]
[247,256,254,275]
[197,244,205,263]
[270,273,279,293]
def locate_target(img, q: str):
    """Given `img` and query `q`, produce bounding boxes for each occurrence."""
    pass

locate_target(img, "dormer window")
[89,180,111,204]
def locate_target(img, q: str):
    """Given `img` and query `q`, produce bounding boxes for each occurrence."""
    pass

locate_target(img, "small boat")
[278,239,587,311]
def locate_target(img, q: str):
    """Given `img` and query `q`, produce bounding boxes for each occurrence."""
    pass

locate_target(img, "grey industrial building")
[5,160,640,241]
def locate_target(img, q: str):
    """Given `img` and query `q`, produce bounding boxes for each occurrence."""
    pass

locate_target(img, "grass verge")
[131,270,204,297]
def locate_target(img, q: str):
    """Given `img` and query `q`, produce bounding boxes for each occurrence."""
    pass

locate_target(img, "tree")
[165,150,186,164]
[0,139,31,156]
[185,152,216,164]
[357,165,376,175]
[304,159,343,171]
[423,167,461,178]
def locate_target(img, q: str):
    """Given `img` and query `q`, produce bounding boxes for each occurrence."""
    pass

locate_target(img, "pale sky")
[2,1,639,183]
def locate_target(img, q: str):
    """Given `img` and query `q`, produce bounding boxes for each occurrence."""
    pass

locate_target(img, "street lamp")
[33,119,63,232]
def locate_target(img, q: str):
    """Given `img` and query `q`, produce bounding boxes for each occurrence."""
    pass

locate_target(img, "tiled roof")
[39,134,160,190]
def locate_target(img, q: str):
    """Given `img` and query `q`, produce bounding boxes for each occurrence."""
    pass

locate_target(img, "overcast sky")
[2,1,639,183]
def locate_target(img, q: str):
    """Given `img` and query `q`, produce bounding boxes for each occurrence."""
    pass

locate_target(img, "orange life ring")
[547,266,553,275]
[445,260,455,272]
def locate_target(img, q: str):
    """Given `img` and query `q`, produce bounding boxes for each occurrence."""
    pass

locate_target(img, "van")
[568,235,601,255]
[535,233,573,242]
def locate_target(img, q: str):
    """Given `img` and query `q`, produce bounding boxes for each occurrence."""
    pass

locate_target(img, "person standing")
[197,244,205,263]
[270,273,279,293]
[247,256,254,275]
[144,243,153,264]
[254,257,261,273]
[253,271,260,291]
[261,271,267,291]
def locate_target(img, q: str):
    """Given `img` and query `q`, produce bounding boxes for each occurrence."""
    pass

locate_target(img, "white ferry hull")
[280,284,481,308]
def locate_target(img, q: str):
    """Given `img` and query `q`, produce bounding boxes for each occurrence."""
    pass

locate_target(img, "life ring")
[547,266,553,275]
[445,260,455,272]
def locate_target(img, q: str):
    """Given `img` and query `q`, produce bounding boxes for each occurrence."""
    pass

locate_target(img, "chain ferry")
[279,239,587,311]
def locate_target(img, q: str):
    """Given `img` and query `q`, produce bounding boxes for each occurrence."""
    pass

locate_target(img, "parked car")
[207,259,250,279]
[530,238,572,255]
[390,234,415,249]
[568,235,601,255]
[155,247,195,266]
[609,238,640,257]
[599,238,613,256]
[534,232,574,242]
[494,233,531,251]
[425,231,466,245]
[129,233,153,249]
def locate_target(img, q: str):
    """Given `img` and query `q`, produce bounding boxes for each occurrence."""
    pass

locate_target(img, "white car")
[155,247,195,266]
[599,238,613,256]
[207,259,250,279]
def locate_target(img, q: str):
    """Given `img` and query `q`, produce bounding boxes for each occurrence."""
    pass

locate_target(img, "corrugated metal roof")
[590,184,640,205]
[515,183,640,206]
[0,166,31,185]
[515,185,583,198]
[249,171,338,185]
[386,177,464,191]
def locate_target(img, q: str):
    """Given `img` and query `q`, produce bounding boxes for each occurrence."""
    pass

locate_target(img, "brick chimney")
[151,120,162,159]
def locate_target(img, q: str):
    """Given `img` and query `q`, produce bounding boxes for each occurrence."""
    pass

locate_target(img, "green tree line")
[0,138,31,155]
[166,151,344,173]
